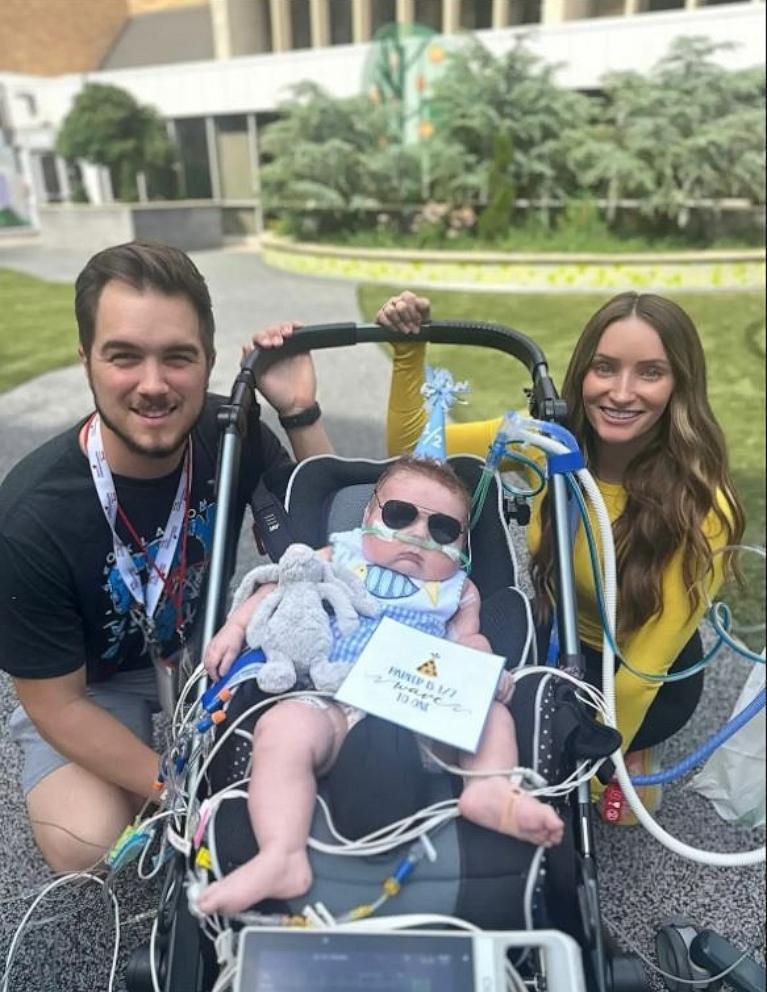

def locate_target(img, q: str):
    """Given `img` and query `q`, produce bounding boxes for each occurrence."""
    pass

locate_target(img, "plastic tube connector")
[196,709,227,734]
[393,857,417,884]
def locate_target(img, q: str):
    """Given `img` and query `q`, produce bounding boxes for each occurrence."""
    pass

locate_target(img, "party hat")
[413,366,469,462]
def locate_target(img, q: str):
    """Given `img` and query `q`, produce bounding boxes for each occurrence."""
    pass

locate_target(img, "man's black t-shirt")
[0,395,292,683]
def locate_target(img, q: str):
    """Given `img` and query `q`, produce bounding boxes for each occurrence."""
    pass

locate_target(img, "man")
[0,240,329,872]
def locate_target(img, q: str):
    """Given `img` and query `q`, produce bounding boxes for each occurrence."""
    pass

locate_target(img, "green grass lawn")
[0,269,79,392]
[359,284,766,649]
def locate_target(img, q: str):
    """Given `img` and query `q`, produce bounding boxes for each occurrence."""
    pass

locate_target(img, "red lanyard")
[114,462,192,642]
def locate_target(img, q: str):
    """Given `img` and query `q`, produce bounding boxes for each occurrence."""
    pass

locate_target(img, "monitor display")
[237,931,476,991]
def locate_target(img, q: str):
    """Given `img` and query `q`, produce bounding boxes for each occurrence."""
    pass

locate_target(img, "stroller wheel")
[655,918,721,992]
[125,943,165,992]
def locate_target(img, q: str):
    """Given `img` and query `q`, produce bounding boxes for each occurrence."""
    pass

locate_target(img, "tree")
[259,82,428,234]
[429,38,592,222]
[477,127,515,241]
[57,83,176,201]
[571,37,766,229]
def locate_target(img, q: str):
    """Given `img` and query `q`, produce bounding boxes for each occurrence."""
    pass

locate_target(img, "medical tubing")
[707,599,766,664]
[509,418,764,866]
[565,475,767,789]
[575,469,765,866]
[565,476,727,683]
[632,686,766,786]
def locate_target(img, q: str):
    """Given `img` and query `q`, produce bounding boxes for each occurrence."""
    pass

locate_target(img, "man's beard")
[94,398,204,462]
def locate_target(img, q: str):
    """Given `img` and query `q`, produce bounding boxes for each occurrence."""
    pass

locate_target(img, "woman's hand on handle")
[376,291,431,334]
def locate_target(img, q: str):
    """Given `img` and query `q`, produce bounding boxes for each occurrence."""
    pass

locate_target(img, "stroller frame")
[127,320,648,992]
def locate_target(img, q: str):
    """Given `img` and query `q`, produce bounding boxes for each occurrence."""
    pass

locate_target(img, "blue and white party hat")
[413,365,469,462]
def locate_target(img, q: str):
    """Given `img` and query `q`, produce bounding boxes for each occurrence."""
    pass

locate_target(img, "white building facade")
[0,0,764,229]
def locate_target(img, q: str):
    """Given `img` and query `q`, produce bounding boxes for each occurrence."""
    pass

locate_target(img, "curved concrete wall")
[260,234,766,293]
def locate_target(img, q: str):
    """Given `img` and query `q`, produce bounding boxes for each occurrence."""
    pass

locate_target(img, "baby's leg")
[458,702,563,848]
[197,699,348,915]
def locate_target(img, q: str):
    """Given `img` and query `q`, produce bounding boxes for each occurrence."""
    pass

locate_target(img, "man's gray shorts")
[8,668,161,795]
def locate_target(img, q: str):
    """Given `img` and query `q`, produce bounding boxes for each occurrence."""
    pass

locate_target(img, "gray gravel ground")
[0,243,763,991]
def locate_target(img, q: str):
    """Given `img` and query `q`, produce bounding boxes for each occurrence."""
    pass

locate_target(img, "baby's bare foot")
[196,848,312,916]
[502,790,564,847]
[459,778,563,848]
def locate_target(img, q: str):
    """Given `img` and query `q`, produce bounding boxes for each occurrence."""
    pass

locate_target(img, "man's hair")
[75,240,215,361]
[376,455,471,520]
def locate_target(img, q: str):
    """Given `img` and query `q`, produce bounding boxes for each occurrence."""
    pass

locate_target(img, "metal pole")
[550,472,581,663]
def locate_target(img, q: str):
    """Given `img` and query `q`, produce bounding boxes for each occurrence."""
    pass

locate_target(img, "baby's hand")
[376,291,431,334]
[204,623,246,680]
[495,669,515,705]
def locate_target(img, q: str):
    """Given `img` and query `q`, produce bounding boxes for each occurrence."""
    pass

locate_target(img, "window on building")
[330,1,353,44]
[637,0,685,11]
[460,1,494,30]
[290,0,312,49]
[252,0,273,53]
[215,115,254,200]
[371,0,397,35]
[574,0,624,18]
[415,0,442,32]
[174,117,212,199]
[38,153,62,203]
[509,0,543,24]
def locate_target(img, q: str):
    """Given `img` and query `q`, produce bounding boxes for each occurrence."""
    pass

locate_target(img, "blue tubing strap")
[632,686,766,786]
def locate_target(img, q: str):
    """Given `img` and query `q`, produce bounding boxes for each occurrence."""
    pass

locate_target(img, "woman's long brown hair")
[530,292,745,635]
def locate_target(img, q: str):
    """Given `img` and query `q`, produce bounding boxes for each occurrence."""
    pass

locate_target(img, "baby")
[199,456,563,915]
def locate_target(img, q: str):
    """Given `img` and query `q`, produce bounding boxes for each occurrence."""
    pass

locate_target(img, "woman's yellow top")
[387,342,729,753]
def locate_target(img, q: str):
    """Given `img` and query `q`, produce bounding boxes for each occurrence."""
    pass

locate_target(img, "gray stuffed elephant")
[230,543,380,694]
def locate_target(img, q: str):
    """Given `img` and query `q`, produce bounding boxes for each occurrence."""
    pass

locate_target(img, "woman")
[378,290,745,824]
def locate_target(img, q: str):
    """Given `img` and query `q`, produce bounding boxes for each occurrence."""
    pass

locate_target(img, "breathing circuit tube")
[631,686,765,786]
[491,412,765,867]
[564,476,766,785]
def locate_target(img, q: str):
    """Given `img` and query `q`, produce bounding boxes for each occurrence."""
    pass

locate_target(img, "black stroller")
[126,320,650,992]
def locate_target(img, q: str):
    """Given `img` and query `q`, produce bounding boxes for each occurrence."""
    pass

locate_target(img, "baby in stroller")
[199,454,564,915]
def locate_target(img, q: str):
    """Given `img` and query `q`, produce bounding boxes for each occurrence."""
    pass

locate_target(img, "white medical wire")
[149,914,162,992]
[308,799,459,857]
[1,873,120,992]
[211,964,236,992]
[313,794,457,849]
[506,959,528,992]
[172,662,207,733]
[325,913,481,931]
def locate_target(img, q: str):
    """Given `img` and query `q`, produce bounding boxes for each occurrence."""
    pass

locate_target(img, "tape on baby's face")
[360,523,470,568]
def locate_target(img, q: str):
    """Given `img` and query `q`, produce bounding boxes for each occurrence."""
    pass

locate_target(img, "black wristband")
[278,401,321,430]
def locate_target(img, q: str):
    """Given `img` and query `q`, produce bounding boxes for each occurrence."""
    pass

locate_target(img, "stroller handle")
[245,320,550,379]
[242,320,564,423]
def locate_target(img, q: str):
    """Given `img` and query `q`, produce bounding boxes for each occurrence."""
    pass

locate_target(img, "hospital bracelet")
[278,402,322,430]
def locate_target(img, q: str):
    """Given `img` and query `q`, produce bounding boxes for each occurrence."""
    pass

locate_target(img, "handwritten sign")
[335,617,507,753]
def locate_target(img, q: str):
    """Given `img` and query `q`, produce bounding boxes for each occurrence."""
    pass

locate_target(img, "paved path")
[0,244,763,992]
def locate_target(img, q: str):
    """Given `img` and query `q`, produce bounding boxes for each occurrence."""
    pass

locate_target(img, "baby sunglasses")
[373,493,466,546]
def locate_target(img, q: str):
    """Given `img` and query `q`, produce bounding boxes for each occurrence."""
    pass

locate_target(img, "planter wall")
[260,234,766,293]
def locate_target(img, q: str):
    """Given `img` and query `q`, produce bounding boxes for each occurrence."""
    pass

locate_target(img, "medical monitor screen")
[236,930,476,991]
